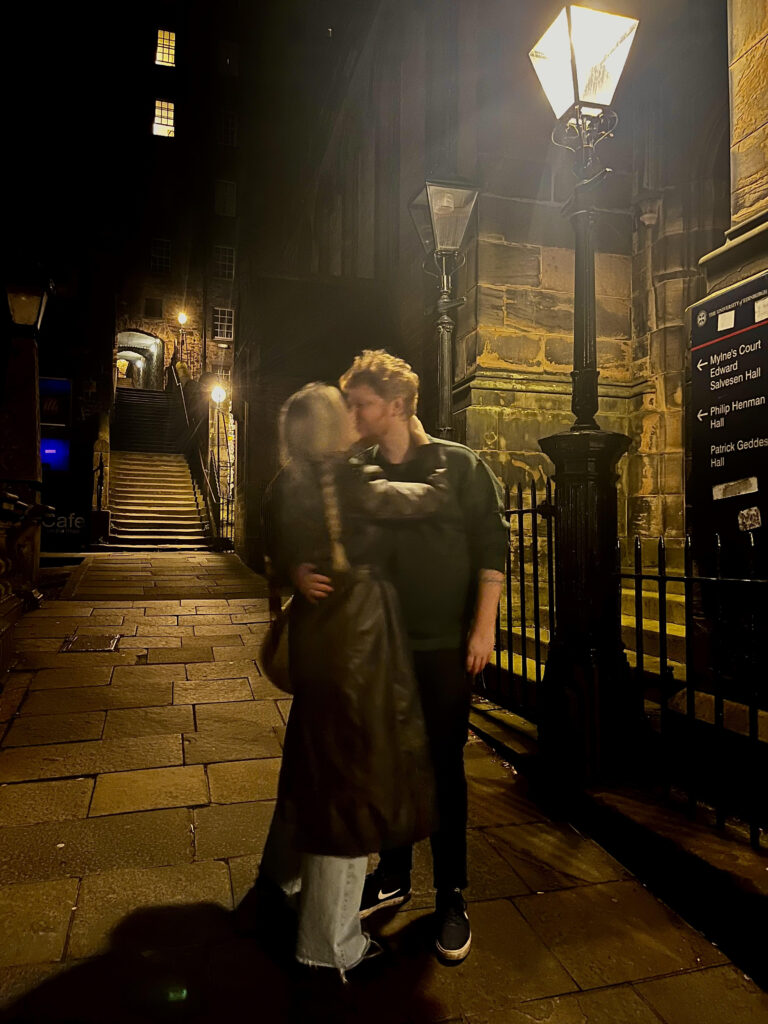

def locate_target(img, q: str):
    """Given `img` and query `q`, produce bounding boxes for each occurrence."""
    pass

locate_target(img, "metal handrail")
[170,366,220,529]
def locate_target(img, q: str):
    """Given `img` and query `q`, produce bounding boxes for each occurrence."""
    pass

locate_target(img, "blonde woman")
[255,383,445,978]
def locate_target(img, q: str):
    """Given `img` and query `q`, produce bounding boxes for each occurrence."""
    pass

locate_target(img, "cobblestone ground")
[0,553,766,1023]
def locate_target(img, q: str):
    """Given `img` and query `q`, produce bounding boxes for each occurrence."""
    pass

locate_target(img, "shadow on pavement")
[0,899,443,1024]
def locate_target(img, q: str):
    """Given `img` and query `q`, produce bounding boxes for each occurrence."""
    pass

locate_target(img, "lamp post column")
[436,255,455,440]
[538,186,638,789]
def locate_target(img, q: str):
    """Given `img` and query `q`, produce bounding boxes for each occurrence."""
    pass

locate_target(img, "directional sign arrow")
[697,358,707,371]
[697,409,708,422]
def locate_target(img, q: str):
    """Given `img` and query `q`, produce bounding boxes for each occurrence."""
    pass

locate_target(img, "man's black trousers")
[378,648,473,891]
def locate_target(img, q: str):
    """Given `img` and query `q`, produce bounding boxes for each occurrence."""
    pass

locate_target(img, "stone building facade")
[251,0,758,568]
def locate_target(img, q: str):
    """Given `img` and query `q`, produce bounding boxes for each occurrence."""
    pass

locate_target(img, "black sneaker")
[359,870,412,919]
[434,888,471,963]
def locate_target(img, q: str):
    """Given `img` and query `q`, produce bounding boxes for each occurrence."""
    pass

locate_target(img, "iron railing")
[481,489,767,850]
[622,533,766,850]
[481,478,555,723]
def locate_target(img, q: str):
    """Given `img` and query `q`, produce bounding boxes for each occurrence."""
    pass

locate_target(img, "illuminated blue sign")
[41,438,70,472]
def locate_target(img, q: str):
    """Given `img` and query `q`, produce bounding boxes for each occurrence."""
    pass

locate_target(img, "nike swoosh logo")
[378,888,401,900]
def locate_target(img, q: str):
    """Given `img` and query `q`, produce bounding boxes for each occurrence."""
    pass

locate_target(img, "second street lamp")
[409,178,479,439]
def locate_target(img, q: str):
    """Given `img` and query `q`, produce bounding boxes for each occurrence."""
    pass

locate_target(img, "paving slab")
[67,860,233,959]
[28,604,95,616]
[146,647,214,664]
[119,636,180,649]
[183,721,283,764]
[0,878,79,967]
[464,742,545,829]
[135,624,194,636]
[211,644,264,661]
[3,712,105,748]
[89,765,209,816]
[228,853,260,906]
[0,963,68,1010]
[13,639,63,652]
[0,779,94,827]
[174,678,252,705]
[103,705,195,739]
[75,623,138,636]
[633,964,768,1024]
[14,652,140,669]
[378,900,578,1019]
[178,614,233,626]
[464,831,531,901]
[183,633,243,648]
[194,700,283,731]
[0,808,193,883]
[29,667,113,690]
[484,821,631,891]
[207,758,281,803]
[20,680,174,716]
[192,625,253,638]
[0,734,183,783]
[186,660,259,680]
[193,800,275,860]
[466,985,664,1024]
[112,664,185,685]
[276,698,292,724]
[514,879,728,989]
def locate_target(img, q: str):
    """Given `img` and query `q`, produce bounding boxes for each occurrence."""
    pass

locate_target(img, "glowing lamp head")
[529,5,638,120]
[211,385,227,404]
[177,312,188,326]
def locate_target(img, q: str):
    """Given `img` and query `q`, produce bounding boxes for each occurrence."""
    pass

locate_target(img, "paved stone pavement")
[0,553,766,1023]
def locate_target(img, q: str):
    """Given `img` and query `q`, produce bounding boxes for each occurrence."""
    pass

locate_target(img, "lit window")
[153,100,175,137]
[213,307,235,340]
[220,112,238,147]
[213,246,235,280]
[214,180,237,217]
[150,239,171,273]
[156,29,176,66]
[144,297,163,319]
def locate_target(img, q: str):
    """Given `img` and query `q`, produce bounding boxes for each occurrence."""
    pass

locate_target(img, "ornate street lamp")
[409,178,479,438]
[530,5,638,429]
[529,6,640,785]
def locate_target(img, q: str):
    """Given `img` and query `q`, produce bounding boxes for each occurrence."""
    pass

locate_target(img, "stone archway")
[116,331,165,391]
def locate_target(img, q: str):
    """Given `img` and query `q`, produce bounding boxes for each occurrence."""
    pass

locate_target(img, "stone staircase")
[108,452,210,549]
[108,388,209,550]
[111,388,181,453]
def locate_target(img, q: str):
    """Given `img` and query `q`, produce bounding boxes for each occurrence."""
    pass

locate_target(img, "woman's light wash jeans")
[260,807,369,973]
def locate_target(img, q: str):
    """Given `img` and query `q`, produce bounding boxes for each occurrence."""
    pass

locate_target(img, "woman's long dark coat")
[267,456,444,857]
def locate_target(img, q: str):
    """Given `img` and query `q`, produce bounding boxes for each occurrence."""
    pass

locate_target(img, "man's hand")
[291,563,333,603]
[466,625,495,676]
[409,415,430,447]
[466,569,504,675]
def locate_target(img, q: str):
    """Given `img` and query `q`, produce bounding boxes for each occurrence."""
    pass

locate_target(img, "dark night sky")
[5,0,378,282]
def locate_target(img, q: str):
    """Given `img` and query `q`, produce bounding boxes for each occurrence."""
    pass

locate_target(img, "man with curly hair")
[317,349,507,963]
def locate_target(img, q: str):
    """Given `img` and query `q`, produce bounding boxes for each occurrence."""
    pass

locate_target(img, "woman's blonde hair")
[279,383,351,465]
[278,383,350,572]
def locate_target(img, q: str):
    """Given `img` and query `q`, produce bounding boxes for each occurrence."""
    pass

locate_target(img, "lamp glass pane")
[425,183,478,253]
[529,8,574,119]
[7,291,44,327]
[409,187,435,255]
[570,6,638,107]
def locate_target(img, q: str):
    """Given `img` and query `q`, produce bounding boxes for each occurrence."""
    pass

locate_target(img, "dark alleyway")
[0,553,766,1023]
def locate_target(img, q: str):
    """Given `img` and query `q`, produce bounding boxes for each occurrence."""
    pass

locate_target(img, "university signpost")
[688,270,768,568]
